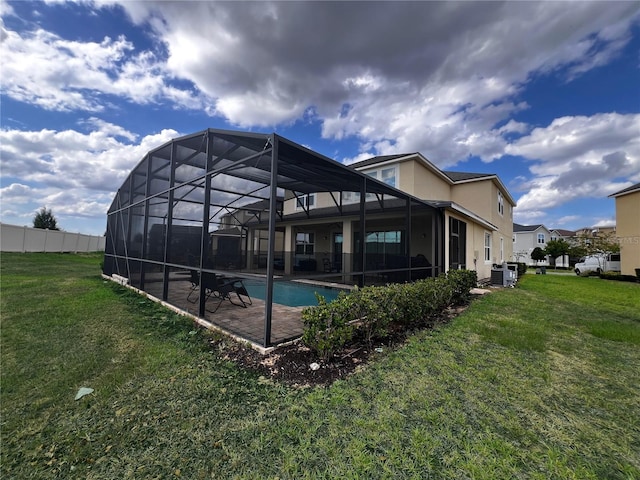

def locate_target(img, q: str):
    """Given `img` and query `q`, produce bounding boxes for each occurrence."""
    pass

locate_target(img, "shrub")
[349,286,394,348]
[301,270,478,358]
[447,269,477,305]
[599,271,639,283]
[515,262,528,277]
[301,293,354,361]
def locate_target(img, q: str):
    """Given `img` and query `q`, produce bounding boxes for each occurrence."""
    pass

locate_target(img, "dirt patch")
[208,304,469,388]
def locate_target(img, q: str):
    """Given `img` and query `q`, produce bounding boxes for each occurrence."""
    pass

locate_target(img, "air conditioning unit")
[490,262,517,287]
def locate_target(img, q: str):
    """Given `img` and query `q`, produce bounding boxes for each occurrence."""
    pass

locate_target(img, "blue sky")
[1,0,639,236]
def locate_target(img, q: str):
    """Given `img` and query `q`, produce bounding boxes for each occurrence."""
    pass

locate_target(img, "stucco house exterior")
[271,153,516,282]
[609,183,640,276]
[103,129,516,347]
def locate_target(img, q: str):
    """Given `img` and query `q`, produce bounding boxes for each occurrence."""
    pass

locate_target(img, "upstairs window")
[497,191,504,215]
[537,233,545,244]
[343,166,398,204]
[295,193,316,210]
[380,167,397,187]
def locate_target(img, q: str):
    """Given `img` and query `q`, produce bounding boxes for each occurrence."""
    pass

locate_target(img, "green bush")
[447,269,477,305]
[515,262,528,277]
[599,271,639,283]
[301,293,354,361]
[349,286,394,348]
[301,270,477,359]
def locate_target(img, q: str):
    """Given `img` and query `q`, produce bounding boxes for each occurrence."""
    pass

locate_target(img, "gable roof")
[550,228,575,237]
[348,153,516,206]
[513,223,544,232]
[442,171,494,182]
[349,154,413,169]
[609,182,640,198]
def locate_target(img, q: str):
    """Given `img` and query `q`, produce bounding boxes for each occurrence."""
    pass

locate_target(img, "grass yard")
[1,253,639,479]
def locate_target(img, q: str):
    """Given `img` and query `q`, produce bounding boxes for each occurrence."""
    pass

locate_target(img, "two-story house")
[261,153,515,281]
[104,129,517,348]
[512,223,552,266]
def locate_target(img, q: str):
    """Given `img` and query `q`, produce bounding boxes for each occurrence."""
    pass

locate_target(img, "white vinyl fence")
[0,223,105,252]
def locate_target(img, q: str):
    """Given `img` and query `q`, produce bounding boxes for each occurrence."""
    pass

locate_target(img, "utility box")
[491,262,517,287]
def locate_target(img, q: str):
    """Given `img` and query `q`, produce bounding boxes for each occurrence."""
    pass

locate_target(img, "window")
[484,232,492,262]
[551,235,557,241]
[295,233,315,255]
[449,218,467,269]
[343,166,398,204]
[537,233,545,244]
[295,193,315,210]
[497,191,504,215]
[380,167,397,187]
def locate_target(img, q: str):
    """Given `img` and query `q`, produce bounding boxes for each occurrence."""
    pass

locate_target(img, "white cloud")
[102,0,638,165]
[510,113,640,213]
[0,183,34,204]
[593,217,617,228]
[4,1,637,167]
[0,22,207,112]
[0,123,178,231]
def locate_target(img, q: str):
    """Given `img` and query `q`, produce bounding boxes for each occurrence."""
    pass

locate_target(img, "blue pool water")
[243,280,346,307]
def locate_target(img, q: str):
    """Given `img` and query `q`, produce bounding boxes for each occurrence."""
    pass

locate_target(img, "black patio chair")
[186,269,201,303]
[323,258,335,273]
[201,272,252,313]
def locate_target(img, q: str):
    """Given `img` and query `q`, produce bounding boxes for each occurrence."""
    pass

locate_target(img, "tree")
[544,239,570,268]
[33,207,59,230]
[530,246,546,263]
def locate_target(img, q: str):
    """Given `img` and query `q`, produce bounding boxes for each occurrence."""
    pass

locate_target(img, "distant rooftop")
[609,182,640,198]
[550,228,575,237]
[513,223,544,232]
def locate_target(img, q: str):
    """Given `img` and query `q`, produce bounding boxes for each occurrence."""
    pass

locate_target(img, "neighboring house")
[213,198,284,269]
[574,225,616,239]
[549,228,576,243]
[609,183,640,277]
[512,223,553,266]
[272,153,515,281]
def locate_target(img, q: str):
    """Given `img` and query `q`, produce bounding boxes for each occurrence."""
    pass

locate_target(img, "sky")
[1,0,639,236]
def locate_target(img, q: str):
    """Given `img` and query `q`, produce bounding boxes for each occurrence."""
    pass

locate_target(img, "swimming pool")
[242,279,347,307]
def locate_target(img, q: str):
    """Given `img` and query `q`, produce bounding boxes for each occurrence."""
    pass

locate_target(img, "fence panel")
[0,223,105,252]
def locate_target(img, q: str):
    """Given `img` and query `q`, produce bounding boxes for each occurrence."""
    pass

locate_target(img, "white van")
[574,253,621,275]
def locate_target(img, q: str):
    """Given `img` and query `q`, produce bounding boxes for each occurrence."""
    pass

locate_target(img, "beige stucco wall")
[280,157,515,279]
[452,180,513,266]
[444,211,497,280]
[282,190,341,215]
[402,160,451,200]
[616,191,640,276]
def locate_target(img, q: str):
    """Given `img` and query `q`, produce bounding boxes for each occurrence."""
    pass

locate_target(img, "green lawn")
[2,253,639,479]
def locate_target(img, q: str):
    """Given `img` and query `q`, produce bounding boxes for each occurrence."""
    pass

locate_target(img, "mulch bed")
[208,304,469,388]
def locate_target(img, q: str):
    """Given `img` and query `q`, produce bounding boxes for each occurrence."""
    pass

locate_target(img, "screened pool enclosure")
[104,129,444,348]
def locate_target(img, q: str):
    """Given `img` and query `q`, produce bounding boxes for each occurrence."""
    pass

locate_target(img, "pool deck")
[109,271,355,353]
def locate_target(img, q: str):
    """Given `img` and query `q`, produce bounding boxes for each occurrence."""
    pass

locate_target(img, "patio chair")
[186,269,201,303]
[323,258,338,273]
[201,272,252,313]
